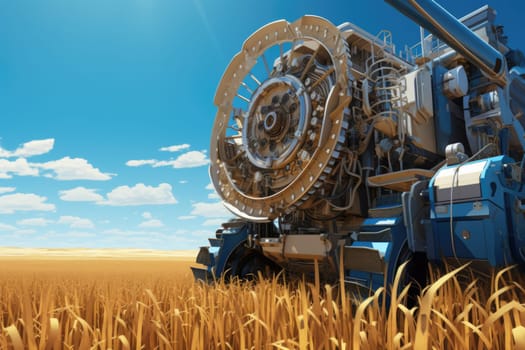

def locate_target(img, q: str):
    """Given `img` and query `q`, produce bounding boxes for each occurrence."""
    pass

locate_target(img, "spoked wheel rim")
[210,15,353,222]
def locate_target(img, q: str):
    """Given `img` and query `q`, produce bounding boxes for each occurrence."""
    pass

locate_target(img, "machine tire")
[395,245,429,308]
[231,247,280,281]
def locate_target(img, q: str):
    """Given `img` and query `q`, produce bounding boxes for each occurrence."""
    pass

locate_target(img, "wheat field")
[0,253,524,349]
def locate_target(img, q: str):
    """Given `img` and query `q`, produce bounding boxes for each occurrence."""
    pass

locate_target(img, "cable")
[329,160,363,211]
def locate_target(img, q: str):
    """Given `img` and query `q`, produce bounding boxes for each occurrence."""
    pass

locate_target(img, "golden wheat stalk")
[0,259,524,349]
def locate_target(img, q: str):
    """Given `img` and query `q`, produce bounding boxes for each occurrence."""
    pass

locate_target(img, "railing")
[408,34,450,63]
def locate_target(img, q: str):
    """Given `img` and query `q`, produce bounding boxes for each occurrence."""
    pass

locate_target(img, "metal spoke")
[250,74,262,86]
[289,39,298,58]
[261,54,271,75]
[234,111,244,130]
[300,45,320,81]
[241,82,253,94]
[279,42,284,66]
[236,94,251,103]
[309,66,335,90]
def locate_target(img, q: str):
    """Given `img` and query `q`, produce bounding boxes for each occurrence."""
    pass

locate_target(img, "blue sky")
[0,0,522,250]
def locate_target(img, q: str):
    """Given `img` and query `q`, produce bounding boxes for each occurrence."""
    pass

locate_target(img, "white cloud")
[59,187,104,202]
[190,201,230,218]
[37,157,112,180]
[159,144,190,152]
[126,159,157,167]
[178,215,196,220]
[0,187,16,194]
[103,228,137,236]
[0,222,16,231]
[0,144,111,181]
[0,138,54,158]
[17,218,52,226]
[179,180,188,184]
[101,183,177,206]
[139,219,164,228]
[165,151,210,168]
[42,231,95,239]
[103,228,163,237]
[206,182,220,199]
[142,211,152,219]
[208,192,220,199]
[58,216,95,229]
[61,231,95,238]
[15,229,37,235]
[125,151,209,170]
[0,193,55,214]
[0,158,40,178]
[202,218,227,227]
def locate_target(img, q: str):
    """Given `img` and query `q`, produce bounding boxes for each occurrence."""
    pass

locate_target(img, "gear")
[210,15,353,221]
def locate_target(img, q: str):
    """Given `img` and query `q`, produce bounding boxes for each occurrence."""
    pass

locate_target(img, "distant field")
[0,249,524,349]
[0,246,197,259]
[0,252,197,349]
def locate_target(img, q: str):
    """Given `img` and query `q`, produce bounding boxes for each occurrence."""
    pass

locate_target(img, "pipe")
[385,0,506,85]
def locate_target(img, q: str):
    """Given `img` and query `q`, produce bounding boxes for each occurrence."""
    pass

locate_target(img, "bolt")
[299,150,310,161]
[254,171,263,183]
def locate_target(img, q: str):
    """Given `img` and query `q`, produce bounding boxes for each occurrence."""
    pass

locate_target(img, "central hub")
[243,75,311,169]
[263,111,285,138]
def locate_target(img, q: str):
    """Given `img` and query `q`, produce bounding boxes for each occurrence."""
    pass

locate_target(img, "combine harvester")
[192,0,525,291]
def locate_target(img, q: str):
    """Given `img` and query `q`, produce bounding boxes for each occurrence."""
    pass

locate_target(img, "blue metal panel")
[362,217,400,227]
[428,156,524,266]
[429,202,511,265]
[353,216,408,288]
[346,240,386,292]
[211,225,249,276]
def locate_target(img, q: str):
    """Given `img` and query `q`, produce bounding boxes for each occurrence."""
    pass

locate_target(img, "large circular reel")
[210,15,353,221]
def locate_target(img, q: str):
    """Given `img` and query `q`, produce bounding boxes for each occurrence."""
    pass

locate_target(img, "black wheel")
[395,245,428,308]
[232,248,280,281]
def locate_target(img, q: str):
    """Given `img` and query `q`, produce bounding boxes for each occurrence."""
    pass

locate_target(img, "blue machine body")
[191,224,249,281]
[427,156,525,266]
[347,217,408,290]
[192,0,525,288]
